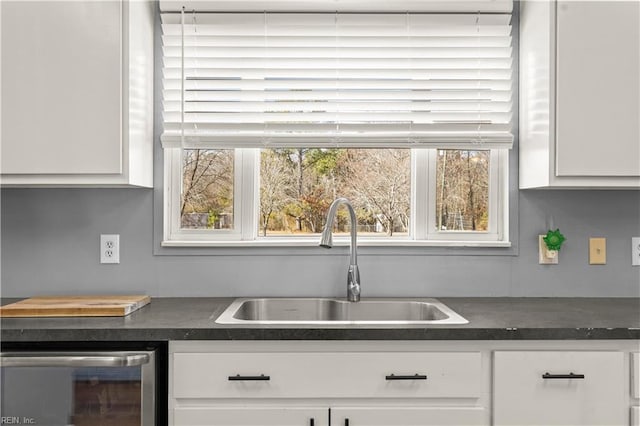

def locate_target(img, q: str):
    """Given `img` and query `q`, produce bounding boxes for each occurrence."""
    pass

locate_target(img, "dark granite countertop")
[1,297,639,342]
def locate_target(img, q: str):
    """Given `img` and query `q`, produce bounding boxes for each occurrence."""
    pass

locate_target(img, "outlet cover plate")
[100,234,120,264]
[539,235,558,264]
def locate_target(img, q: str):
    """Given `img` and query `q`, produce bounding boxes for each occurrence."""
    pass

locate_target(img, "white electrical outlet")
[100,234,120,264]
[538,235,558,264]
[632,237,640,266]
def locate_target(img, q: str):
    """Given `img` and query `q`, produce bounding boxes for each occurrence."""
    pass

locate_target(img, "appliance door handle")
[542,372,585,379]
[0,353,150,368]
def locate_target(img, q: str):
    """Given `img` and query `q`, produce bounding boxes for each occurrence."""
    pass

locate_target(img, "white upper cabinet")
[519,0,640,188]
[0,0,154,187]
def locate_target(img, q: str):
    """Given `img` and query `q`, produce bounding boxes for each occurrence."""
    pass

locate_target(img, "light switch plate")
[589,237,606,265]
[632,237,640,266]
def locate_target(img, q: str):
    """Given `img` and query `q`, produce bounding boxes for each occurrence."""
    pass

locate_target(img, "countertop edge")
[3,327,640,342]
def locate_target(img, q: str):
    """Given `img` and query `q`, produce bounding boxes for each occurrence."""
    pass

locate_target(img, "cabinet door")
[330,407,486,426]
[555,1,640,177]
[494,351,625,426]
[632,407,639,426]
[633,353,640,398]
[174,407,326,426]
[1,1,122,174]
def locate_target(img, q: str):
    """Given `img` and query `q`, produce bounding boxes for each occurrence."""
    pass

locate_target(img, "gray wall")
[1,3,639,299]
[1,188,639,297]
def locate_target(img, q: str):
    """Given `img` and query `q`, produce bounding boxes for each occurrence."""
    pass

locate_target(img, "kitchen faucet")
[319,198,361,302]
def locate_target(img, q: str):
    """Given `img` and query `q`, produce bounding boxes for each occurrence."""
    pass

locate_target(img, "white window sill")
[161,238,512,248]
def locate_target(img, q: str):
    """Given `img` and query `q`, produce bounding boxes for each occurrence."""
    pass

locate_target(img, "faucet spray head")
[319,226,333,248]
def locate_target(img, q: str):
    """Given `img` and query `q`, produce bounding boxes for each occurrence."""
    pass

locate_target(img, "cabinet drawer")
[633,353,639,399]
[173,352,481,399]
[494,351,625,426]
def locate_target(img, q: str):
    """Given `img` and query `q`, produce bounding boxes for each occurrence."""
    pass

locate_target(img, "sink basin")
[215,298,468,325]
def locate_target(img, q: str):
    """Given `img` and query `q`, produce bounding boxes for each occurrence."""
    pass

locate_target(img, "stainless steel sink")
[215,298,468,325]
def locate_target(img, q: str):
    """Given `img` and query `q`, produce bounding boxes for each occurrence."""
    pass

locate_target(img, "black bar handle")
[310,418,314,426]
[385,373,427,380]
[542,372,585,379]
[228,374,270,381]
[344,419,349,426]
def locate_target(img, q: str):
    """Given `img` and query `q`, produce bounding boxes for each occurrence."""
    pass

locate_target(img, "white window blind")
[161,11,513,149]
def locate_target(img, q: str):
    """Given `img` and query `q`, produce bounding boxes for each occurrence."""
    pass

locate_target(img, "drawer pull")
[542,372,585,379]
[228,374,270,381]
[344,418,349,426]
[310,418,314,426]
[385,373,427,380]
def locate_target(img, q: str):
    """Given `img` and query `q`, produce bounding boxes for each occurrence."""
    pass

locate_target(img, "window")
[259,148,411,238]
[161,6,514,246]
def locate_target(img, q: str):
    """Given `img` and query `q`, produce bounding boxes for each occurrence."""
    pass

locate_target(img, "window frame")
[154,3,520,255]
[424,149,507,242]
[162,147,510,247]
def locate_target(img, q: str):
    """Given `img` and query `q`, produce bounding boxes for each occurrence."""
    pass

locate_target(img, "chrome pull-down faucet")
[319,198,361,302]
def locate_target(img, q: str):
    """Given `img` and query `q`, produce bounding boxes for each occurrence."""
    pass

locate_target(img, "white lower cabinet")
[174,407,326,426]
[493,351,625,426]
[633,353,640,399]
[174,406,485,426]
[330,407,485,426]
[170,341,638,426]
[633,353,640,426]
[173,406,486,426]
[170,342,487,426]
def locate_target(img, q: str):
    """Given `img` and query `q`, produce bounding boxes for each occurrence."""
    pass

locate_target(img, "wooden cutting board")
[0,295,150,317]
